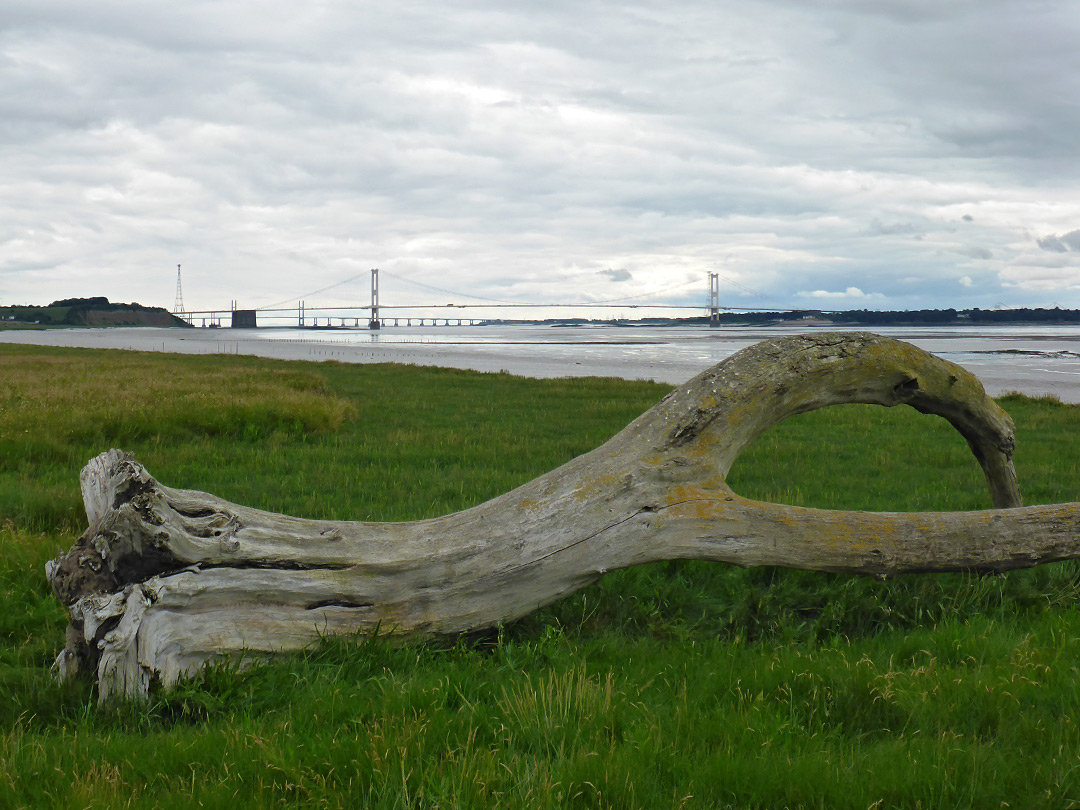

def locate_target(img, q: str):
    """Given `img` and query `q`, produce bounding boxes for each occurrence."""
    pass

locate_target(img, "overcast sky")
[3,0,1080,316]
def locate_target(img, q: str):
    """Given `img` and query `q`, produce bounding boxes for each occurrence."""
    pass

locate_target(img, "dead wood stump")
[48,332,1080,701]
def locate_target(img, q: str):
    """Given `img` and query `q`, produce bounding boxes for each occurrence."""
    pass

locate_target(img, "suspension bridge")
[174,269,755,329]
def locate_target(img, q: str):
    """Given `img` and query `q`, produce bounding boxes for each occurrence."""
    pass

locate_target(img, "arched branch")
[48,332,1072,701]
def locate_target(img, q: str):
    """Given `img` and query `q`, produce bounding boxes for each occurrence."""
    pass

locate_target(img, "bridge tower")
[369,268,381,330]
[173,264,186,320]
[708,272,720,328]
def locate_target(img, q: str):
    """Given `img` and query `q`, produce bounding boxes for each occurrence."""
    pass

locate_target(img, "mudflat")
[3,324,1080,401]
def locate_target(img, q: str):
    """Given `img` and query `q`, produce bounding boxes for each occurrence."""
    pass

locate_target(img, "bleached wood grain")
[49,332,1080,701]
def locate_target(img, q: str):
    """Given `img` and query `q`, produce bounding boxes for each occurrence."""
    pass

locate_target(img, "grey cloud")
[1038,230,1080,253]
[1,0,1078,313]
[868,220,920,237]
[1038,235,1069,252]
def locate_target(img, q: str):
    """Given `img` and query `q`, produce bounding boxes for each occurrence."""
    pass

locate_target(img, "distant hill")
[0,297,192,328]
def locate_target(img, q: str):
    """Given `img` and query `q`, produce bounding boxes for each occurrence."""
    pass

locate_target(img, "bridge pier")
[368,268,382,330]
[708,272,720,328]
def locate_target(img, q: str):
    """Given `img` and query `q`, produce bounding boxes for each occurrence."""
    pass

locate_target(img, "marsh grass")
[3,344,1080,807]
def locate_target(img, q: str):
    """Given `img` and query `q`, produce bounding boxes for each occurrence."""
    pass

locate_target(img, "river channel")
[4,323,1080,402]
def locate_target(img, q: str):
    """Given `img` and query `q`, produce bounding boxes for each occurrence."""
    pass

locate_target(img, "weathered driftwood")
[47,332,1080,701]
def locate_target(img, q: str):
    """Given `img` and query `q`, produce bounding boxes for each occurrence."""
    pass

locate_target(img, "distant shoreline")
[10,303,1080,333]
[5,323,1080,403]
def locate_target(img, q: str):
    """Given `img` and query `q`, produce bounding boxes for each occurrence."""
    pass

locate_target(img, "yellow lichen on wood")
[45,332,1078,701]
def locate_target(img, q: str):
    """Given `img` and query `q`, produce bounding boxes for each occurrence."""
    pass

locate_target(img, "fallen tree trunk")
[47,331,1080,701]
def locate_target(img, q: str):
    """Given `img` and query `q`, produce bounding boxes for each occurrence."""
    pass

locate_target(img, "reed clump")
[2,343,1080,808]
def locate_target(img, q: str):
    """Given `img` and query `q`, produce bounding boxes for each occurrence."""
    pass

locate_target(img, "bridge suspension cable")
[379,270,525,305]
[710,269,768,300]
[244,265,776,316]
[381,270,705,307]
[256,273,365,311]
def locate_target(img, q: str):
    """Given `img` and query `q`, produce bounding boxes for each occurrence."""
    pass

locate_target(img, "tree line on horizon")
[0,297,187,327]
[500,307,1080,327]
[705,306,1080,326]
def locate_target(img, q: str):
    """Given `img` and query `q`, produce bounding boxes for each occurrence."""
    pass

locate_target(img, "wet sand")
[0,326,682,380]
[3,325,1080,402]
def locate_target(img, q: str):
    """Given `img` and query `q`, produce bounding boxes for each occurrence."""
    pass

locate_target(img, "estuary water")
[4,322,1080,402]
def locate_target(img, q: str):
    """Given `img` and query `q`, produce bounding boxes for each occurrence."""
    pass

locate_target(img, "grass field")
[3,343,1080,808]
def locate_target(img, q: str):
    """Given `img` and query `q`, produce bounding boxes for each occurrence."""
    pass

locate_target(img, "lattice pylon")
[173,264,185,315]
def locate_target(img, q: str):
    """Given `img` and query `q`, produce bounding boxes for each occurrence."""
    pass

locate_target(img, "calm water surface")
[255,323,1080,399]
[5,323,1080,400]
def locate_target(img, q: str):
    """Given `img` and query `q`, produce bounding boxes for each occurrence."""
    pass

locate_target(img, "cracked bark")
[47,332,1080,701]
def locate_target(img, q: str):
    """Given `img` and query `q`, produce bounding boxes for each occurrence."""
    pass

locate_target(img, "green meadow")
[3,342,1080,808]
